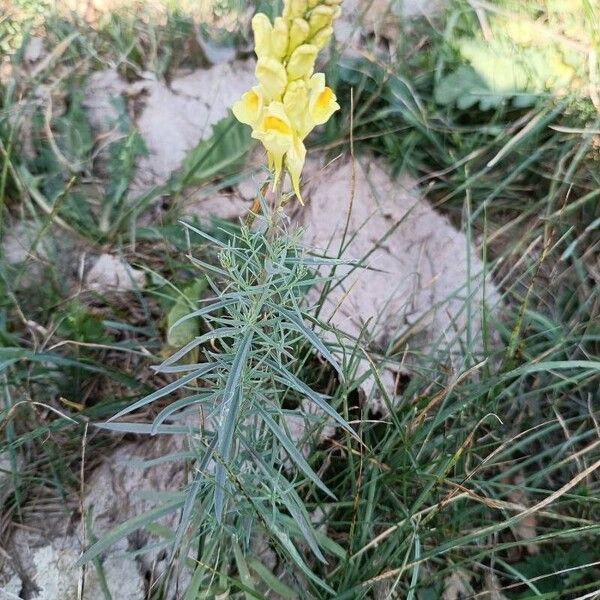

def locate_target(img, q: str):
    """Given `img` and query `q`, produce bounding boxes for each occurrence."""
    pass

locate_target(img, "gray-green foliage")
[80,216,352,593]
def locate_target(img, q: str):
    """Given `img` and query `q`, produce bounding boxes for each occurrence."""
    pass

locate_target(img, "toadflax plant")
[79,0,351,596]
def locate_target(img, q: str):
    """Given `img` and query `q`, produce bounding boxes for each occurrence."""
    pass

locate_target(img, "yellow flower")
[252,13,273,59]
[231,87,264,127]
[252,102,295,188]
[232,4,343,203]
[283,0,308,20]
[286,44,318,80]
[256,58,288,101]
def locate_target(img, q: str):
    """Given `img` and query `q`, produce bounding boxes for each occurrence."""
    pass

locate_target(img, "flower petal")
[253,102,295,188]
[283,79,309,137]
[309,85,340,125]
[308,5,334,36]
[285,136,307,204]
[311,25,333,50]
[231,87,264,127]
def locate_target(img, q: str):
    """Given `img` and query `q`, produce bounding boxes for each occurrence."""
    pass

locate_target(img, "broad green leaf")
[166,279,208,348]
[174,115,252,189]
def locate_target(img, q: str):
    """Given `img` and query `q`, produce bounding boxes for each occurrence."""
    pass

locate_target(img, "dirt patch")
[84,61,255,199]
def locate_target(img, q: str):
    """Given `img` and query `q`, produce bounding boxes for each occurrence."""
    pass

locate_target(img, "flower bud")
[286,44,318,80]
[271,17,289,58]
[309,5,334,36]
[256,57,288,100]
[285,0,308,19]
[288,18,310,54]
[252,13,273,59]
[311,25,333,49]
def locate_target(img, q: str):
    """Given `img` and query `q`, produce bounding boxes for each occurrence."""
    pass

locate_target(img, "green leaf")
[166,279,209,348]
[76,498,185,566]
[247,557,298,598]
[434,64,513,110]
[266,302,344,383]
[214,328,254,521]
[256,403,335,499]
[107,362,217,422]
[266,359,355,438]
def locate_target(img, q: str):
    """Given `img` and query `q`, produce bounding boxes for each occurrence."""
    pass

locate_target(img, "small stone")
[23,37,45,64]
[29,544,145,600]
[86,254,145,292]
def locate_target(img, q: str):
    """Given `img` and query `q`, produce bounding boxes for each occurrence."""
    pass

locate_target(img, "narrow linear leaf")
[96,422,204,435]
[169,436,218,566]
[267,360,355,438]
[255,502,335,595]
[168,297,239,337]
[108,363,216,422]
[76,498,185,566]
[214,328,254,521]
[266,302,344,382]
[247,557,298,599]
[151,393,215,434]
[155,327,240,370]
[256,403,335,500]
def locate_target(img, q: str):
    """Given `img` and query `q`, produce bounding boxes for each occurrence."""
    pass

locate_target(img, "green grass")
[1,0,599,598]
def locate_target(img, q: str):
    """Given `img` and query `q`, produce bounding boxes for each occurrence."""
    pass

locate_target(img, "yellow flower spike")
[283,79,310,137]
[285,135,307,204]
[308,5,334,36]
[271,17,289,59]
[308,73,340,125]
[233,3,343,204]
[231,86,264,127]
[287,44,318,80]
[311,25,333,50]
[253,102,295,189]
[256,57,288,101]
[288,18,310,54]
[252,13,273,59]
